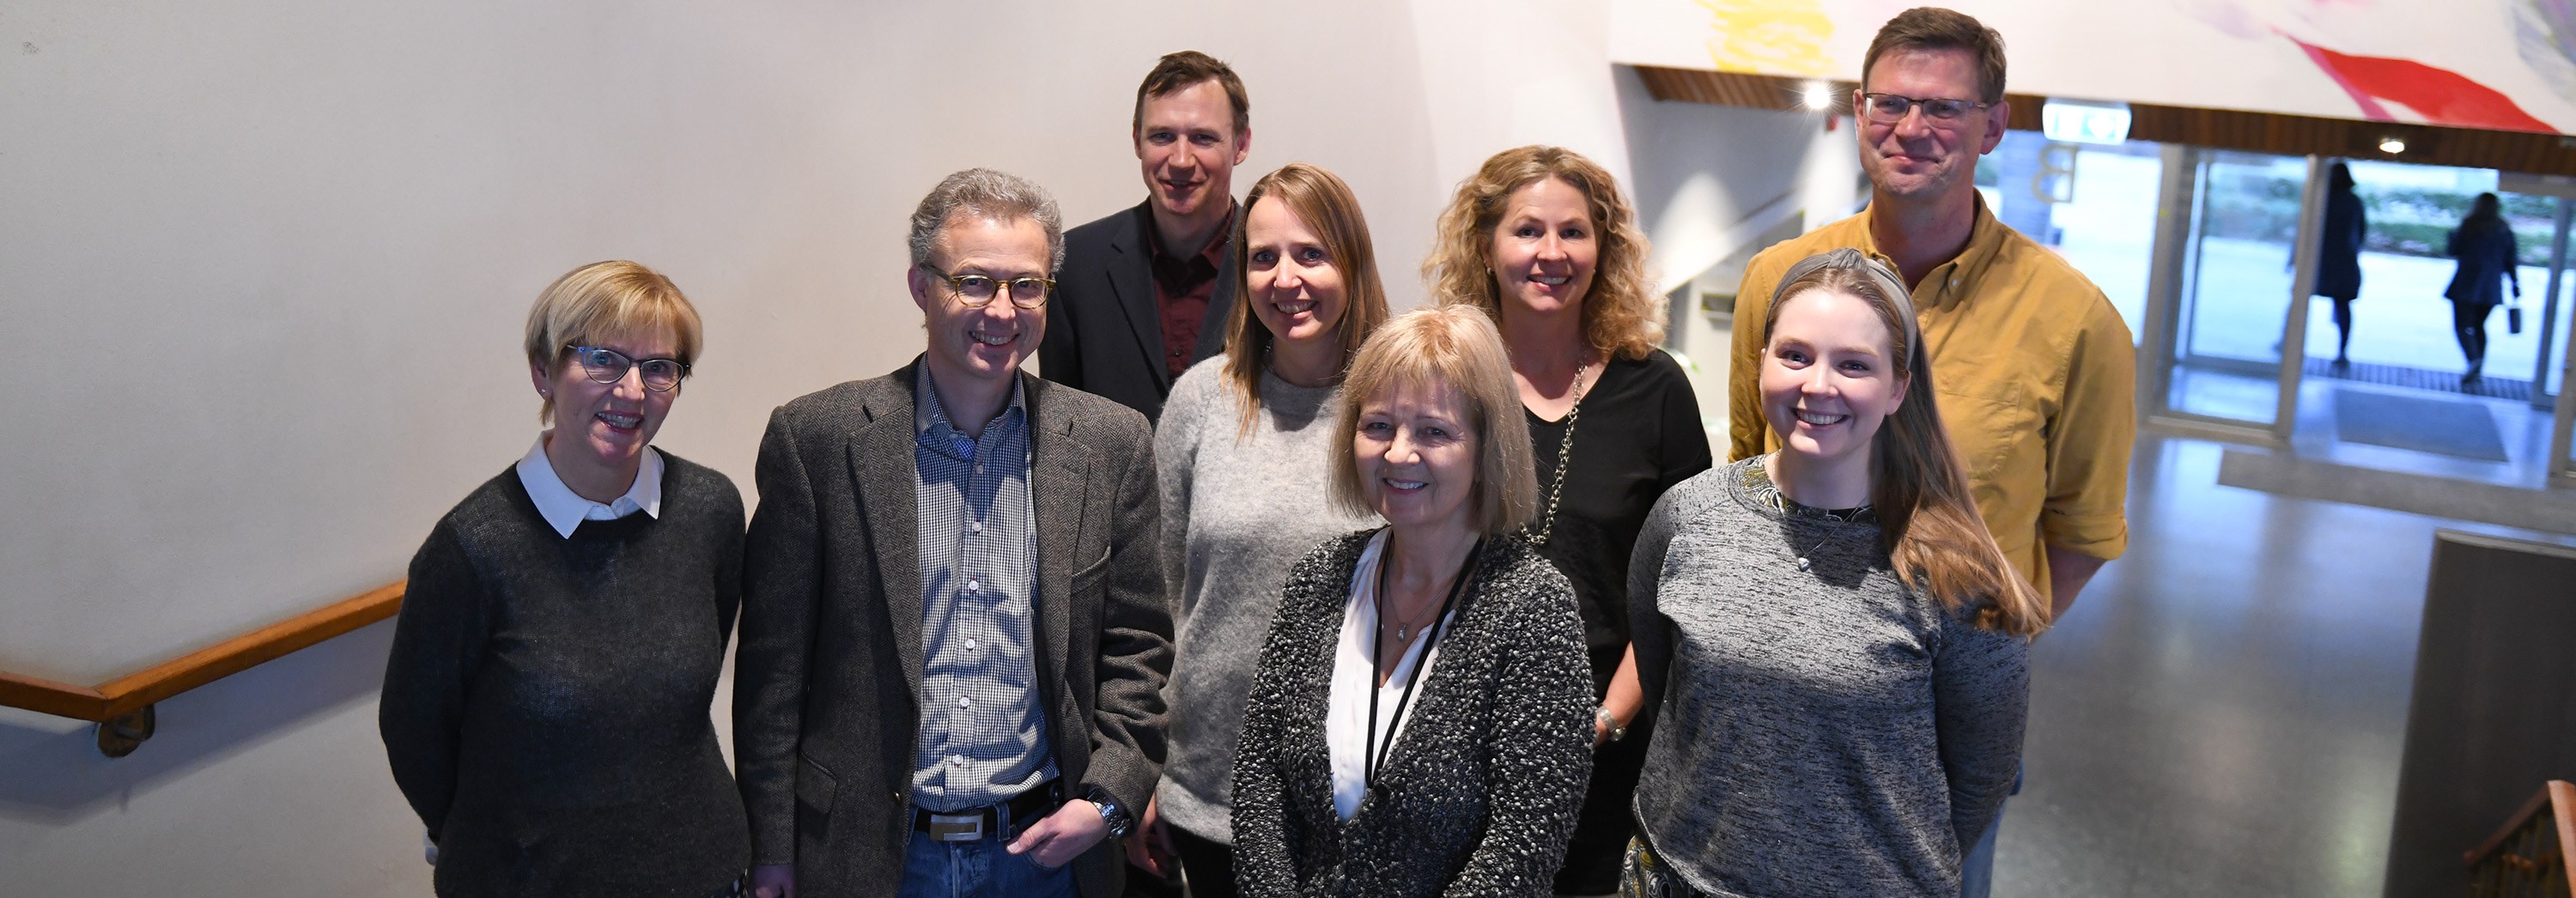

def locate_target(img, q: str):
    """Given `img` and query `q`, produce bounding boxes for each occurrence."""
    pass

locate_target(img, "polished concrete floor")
[1993,431,2575,897]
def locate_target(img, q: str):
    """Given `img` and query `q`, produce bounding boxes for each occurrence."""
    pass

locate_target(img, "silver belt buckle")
[927,811,985,842]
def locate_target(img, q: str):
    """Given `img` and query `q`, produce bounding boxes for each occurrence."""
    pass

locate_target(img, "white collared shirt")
[1326,530,1455,822]
[514,434,663,539]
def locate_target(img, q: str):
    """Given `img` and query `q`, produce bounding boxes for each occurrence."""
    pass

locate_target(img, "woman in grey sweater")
[1624,250,2049,897]
[1138,163,1389,896]
[380,261,749,898]
[1231,304,1595,898]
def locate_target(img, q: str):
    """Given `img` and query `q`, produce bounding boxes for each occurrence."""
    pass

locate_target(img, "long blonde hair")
[1764,249,2047,636]
[1221,163,1391,438]
[1423,145,1662,361]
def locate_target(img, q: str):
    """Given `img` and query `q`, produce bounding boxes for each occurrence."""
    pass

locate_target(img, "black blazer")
[1230,531,1595,898]
[2316,187,2365,300]
[1038,200,1238,423]
[733,359,1172,898]
[2445,222,2521,306]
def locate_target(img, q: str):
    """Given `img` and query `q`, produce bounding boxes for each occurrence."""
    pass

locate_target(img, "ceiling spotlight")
[2378,137,2407,155]
[1802,81,1833,111]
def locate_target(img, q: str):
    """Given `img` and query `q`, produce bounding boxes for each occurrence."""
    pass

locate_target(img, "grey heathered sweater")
[1626,458,2028,897]
[1152,358,1377,843]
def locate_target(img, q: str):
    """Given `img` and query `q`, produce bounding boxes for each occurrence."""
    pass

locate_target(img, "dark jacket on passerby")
[2445,222,2520,307]
[2316,187,2366,300]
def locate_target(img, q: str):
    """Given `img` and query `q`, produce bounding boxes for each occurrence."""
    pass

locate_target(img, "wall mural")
[1611,0,2576,135]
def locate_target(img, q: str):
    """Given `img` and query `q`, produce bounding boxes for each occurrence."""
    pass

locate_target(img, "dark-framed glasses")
[1858,92,1992,125]
[565,344,689,391]
[921,265,1052,309]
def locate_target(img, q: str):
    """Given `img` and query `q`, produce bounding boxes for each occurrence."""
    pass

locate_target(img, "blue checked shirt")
[909,367,1058,811]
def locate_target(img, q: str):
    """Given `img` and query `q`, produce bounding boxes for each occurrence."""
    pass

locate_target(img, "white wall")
[0,1,1685,894]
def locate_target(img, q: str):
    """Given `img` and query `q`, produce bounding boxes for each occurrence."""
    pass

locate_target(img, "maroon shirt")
[1145,206,1234,380]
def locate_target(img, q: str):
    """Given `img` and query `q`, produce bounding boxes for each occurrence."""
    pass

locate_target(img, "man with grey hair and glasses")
[736,167,1172,898]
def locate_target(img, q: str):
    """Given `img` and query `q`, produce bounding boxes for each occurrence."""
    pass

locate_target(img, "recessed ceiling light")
[1802,81,1833,111]
[2378,137,2407,155]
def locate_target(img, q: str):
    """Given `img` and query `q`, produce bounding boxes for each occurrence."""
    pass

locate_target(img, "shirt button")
[964,638,978,651]
[958,695,973,708]
[969,520,983,534]
[973,463,984,474]
[950,754,967,768]
[967,579,981,594]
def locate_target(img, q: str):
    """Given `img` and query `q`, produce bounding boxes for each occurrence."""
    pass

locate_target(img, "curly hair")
[1422,145,1662,361]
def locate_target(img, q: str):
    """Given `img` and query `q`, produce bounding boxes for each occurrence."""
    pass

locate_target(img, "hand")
[1123,794,1177,877]
[1008,798,1109,869]
[749,863,795,898]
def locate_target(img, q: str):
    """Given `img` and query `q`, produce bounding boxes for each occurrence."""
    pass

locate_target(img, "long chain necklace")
[1526,353,1594,547]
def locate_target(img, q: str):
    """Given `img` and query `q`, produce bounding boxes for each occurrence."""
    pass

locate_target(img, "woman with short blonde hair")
[382,260,750,898]
[1231,304,1593,898]
[1425,145,1713,893]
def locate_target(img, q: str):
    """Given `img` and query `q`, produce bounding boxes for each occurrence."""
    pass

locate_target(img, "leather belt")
[912,780,1063,842]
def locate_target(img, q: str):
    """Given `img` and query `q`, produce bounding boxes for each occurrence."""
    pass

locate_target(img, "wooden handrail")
[0,581,405,751]
[2465,780,2576,897]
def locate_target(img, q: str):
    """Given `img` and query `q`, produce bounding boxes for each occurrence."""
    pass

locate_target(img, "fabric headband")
[1767,247,1922,353]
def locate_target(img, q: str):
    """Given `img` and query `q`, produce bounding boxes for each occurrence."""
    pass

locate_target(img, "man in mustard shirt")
[1727,9,2136,895]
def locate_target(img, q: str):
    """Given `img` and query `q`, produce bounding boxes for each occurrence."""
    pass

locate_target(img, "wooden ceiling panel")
[1631,65,2576,177]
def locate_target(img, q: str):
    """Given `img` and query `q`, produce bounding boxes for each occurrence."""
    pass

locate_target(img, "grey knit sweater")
[380,454,750,898]
[1627,458,2028,897]
[1232,531,1595,898]
[1153,359,1378,844]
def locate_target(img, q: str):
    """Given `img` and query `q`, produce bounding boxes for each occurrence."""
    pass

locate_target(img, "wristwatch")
[1596,707,1630,743]
[1084,786,1134,839]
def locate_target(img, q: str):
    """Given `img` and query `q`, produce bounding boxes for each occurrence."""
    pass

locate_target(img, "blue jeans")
[896,828,1077,898]
[1956,771,2022,898]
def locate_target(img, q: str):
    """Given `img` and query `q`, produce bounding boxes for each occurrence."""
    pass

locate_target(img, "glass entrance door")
[2140,149,2320,438]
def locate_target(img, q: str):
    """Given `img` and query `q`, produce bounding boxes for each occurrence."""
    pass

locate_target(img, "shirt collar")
[1145,198,1236,269]
[914,361,1028,461]
[1851,192,2007,311]
[516,436,664,539]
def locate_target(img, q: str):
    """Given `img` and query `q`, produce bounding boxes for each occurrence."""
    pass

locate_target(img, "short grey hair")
[907,167,1066,272]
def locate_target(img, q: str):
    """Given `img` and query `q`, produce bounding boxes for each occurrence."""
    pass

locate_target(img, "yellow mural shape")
[1701,0,1838,77]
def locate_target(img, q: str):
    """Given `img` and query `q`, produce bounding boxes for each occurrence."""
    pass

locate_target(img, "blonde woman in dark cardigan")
[1230,304,1594,898]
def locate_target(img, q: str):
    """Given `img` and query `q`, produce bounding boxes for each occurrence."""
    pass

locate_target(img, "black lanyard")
[1364,533,1484,792]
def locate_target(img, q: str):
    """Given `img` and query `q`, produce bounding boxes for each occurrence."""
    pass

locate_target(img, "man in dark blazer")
[1038,51,1251,423]
[738,168,1170,898]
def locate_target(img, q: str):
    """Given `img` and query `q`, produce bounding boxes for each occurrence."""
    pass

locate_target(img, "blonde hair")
[1222,163,1392,438]
[1763,249,2046,636]
[1424,145,1662,361]
[523,260,703,422]
[1328,305,1537,537]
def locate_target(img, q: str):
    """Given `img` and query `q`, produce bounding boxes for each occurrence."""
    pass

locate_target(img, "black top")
[380,452,749,898]
[1524,349,1713,693]
[2445,221,2522,306]
[2316,187,2366,300]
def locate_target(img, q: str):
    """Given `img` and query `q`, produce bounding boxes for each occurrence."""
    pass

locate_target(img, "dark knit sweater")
[1231,531,1595,898]
[380,452,750,898]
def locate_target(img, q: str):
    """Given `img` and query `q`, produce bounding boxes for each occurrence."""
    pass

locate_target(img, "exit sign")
[2042,99,2133,146]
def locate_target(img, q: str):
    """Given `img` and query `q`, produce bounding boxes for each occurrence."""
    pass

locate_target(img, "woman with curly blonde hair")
[1424,145,1710,894]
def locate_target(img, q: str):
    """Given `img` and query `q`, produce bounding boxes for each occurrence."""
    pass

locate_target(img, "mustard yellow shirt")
[1728,200,2136,598]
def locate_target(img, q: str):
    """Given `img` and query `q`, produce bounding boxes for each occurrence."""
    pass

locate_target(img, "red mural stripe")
[2283,34,2557,133]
